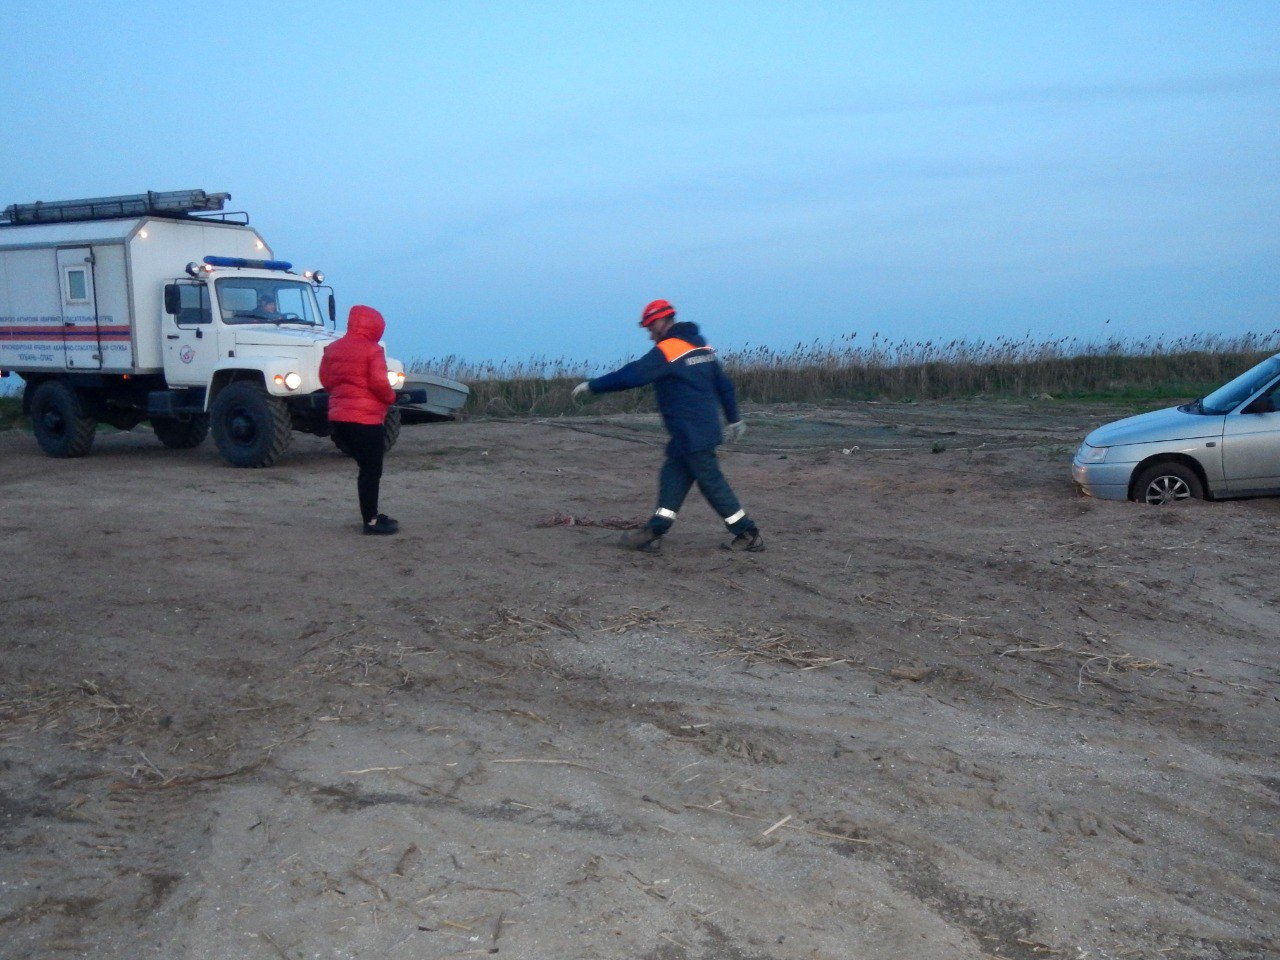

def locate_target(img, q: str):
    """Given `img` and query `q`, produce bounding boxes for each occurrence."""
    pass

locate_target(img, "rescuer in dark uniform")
[573,299,764,553]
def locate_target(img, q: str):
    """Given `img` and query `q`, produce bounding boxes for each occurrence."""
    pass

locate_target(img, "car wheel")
[210,382,292,467]
[29,380,97,458]
[1132,461,1204,505]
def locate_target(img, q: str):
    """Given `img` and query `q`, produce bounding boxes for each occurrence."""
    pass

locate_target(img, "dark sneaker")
[722,529,764,552]
[363,514,399,536]
[619,528,662,553]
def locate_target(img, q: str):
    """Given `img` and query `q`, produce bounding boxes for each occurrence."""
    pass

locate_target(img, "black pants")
[650,448,754,536]
[331,421,384,524]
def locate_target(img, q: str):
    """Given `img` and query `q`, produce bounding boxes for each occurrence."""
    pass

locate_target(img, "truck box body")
[0,217,269,373]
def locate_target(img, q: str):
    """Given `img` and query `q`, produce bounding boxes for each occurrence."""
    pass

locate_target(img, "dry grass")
[412,331,1280,418]
[0,679,153,751]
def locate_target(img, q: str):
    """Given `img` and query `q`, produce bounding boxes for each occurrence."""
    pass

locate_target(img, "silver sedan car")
[1073,353,1280,504]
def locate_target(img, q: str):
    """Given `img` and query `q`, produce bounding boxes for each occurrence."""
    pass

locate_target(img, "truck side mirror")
[164,284,181,316]
[328,293,336,326]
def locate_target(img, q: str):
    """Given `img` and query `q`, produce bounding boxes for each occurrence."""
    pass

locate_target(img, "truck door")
[162,281,218,388]
[56,247,102,370]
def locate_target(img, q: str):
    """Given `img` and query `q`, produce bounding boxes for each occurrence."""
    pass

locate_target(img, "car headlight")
[273,372,303,391]
[387,370,405,389]
[1076,443,1108,464]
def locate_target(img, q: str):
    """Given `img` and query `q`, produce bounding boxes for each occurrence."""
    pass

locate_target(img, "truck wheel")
[151,414,209,449]
[330,406,402,456]
[29,381,97,458]
[210,382,292,467]
[383,406,402,453]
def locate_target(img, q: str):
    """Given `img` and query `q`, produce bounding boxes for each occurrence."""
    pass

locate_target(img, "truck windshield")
[1201,356,1280,415]
[216,279,322,325]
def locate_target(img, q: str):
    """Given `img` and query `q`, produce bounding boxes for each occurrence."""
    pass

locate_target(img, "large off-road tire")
[330,406,402,456]
[210,382,292,468]
[382,405,402,453]
[151,414,209,450]
[29,380,97,458]
[1132,460,1204,505]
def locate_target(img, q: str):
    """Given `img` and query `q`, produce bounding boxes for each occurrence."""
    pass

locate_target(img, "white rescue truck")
[0,189,466,466]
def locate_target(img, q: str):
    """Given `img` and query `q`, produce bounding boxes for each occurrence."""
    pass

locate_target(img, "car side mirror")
[164,284,181,316]
[328,292,336,326]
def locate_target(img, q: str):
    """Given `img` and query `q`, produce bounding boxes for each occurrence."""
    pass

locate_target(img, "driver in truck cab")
[253,293,278,318]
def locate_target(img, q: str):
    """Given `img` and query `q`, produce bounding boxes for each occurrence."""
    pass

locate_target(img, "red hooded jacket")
[319,305,398,425]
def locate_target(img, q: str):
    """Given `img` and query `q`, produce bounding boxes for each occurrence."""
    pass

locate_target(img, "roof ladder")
[1,189,231,225]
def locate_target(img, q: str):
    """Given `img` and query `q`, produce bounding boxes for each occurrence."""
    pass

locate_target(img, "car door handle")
[167,334,179,340]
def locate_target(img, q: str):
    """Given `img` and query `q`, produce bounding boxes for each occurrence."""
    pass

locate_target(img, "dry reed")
[411,331,1280,418]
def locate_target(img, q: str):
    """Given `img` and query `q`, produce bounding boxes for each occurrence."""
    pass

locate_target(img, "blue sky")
[2,1,1277,368]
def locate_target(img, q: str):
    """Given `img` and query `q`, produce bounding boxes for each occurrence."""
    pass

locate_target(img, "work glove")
[571,381,592,400]
[726,420,747,442]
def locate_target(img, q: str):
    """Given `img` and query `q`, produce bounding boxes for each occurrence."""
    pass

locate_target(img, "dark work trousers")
[331,421,385,524]
[649,448,754,536]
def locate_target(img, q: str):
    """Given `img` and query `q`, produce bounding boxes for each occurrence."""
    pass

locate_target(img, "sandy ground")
[1,399,1277,960]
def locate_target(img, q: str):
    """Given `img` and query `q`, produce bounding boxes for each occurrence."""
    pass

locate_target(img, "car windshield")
[1200,356,1280,415]
[217,279,322,325]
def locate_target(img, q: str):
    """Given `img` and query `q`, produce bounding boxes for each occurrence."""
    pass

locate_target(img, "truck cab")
[158,256,409,466]
[165,264,337,392]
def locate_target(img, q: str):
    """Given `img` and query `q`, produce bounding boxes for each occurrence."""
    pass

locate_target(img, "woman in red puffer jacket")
[319,305,400,535]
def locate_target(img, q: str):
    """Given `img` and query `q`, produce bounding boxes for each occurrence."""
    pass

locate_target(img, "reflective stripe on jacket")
[589,321,740,455]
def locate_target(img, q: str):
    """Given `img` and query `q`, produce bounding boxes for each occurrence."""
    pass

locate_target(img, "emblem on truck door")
[179,345,195,364]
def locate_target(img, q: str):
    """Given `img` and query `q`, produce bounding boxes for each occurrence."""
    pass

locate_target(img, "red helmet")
[640,299,676,327]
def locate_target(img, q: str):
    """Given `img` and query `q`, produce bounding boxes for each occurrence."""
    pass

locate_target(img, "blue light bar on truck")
[203,255,292,271]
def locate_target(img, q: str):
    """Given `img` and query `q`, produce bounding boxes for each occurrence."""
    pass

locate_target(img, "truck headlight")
[388,370,405,389]
[1076,443,1108,464]
[273,372,303,391]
